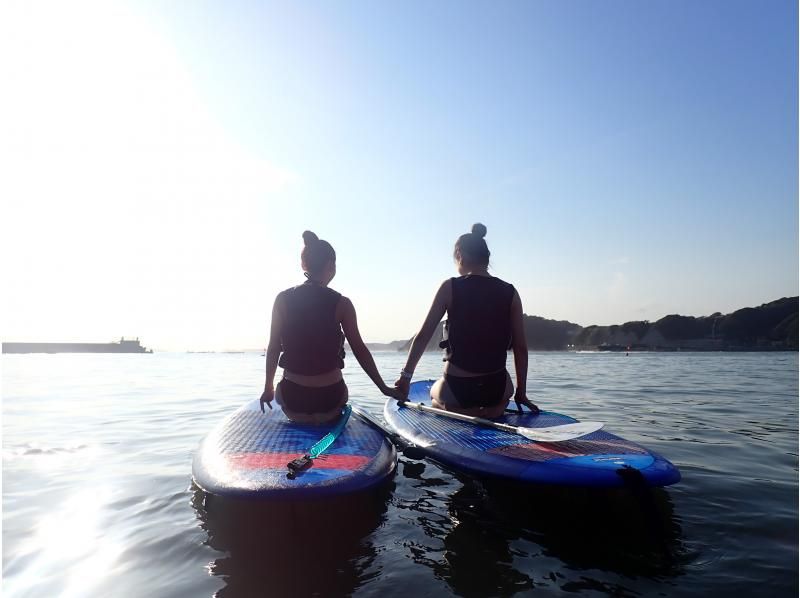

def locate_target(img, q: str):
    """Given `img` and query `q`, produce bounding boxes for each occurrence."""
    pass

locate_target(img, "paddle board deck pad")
[384,380,680,488]
[193,401,396,499]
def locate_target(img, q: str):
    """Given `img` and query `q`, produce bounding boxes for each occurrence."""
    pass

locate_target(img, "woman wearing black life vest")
[260,231,403,423]
[395,223,539,419]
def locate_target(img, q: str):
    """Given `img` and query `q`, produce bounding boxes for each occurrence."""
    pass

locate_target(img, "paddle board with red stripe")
[193,400,396,499]
[384,380,680,487]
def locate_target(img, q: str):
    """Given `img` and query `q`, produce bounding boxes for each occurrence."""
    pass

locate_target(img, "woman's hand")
[260,387,274,413]
[382,384,406,402]
[514,390,539,415]
[393,377,410,401]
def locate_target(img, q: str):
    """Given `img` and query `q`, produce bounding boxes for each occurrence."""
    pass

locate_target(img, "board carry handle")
[287,404,352,479]
[399,401,603,442]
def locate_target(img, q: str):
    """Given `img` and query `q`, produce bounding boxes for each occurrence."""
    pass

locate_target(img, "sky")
[1,0,797,351]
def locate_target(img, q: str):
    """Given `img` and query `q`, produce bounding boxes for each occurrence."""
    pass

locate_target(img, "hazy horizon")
[2,1,797,352]
[2,294,795,353]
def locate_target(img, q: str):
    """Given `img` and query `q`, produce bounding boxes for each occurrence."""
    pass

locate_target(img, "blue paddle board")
[384,380,680,488]
[193,400,396,499]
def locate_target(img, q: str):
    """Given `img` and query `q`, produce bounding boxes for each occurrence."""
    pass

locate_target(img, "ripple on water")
[1,351,797,597]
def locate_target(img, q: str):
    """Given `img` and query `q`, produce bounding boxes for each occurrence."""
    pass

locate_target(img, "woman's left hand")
[514,390,539,415]
[259,387,274,413]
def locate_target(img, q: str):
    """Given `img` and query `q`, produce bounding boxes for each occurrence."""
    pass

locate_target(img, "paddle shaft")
[399,401,603,442]
[402,401,522,433]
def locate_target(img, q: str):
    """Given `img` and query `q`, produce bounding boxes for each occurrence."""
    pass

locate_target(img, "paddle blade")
[518,421,604,442]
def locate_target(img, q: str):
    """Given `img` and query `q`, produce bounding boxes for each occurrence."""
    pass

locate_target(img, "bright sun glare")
[1,0,294,349]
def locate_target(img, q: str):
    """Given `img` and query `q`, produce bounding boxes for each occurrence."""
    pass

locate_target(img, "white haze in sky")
[2,1,797,350]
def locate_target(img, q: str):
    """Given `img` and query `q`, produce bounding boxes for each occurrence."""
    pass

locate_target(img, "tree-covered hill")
[571,297,797,350]
[394,297,798,352]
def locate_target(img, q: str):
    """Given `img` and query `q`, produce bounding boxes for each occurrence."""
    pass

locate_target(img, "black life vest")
[277,281,345,375]
[442,275,515,373]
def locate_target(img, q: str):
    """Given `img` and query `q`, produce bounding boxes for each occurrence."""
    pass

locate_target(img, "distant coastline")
[2,338,153,354]
[7,298,794,355]
[394,297,798,353]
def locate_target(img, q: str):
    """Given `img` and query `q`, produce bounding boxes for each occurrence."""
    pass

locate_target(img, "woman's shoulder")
[325,286,343,300]
[498,277,516,297]
[488,275,514,288]
[483,276,516,299]
[278,283,343,301]
[457,274,513,288]
[333,292,352,310]
[278,283,304,296]
[438,278,456,293]
[334,294,355,322]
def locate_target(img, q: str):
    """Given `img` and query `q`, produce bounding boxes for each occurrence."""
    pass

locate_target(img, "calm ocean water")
[2,351,797,597]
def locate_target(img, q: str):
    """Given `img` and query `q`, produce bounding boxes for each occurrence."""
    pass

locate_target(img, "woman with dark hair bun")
[260,230,402,423]
[395,223,539,418]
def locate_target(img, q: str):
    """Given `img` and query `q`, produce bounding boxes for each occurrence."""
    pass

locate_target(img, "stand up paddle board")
[193,400,396,499]
[384,380,680,488]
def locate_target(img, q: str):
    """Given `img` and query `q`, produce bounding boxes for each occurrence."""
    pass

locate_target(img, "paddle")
[286,404,352,478]
[350,405,427,460]
[398,401,603,442]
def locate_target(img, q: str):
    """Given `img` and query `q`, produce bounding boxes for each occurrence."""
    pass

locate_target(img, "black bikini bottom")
[276,378,347,414]
[445,369,508,409]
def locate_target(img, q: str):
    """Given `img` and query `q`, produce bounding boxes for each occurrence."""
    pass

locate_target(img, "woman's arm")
[260,294,284,412]
[395,280,450,396]
[510,289,538,414]
[339,297,402,399]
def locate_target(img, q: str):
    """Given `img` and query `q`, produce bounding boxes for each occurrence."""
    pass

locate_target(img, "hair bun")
[302,230,319,246]
[471,223,487,238]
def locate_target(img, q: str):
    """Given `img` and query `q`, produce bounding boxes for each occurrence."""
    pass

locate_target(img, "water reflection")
[398,457,687,596]
[3,486,124,598]
[191,482,392,598]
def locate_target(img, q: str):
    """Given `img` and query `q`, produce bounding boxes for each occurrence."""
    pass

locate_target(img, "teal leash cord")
[286,405,352,478]
[309,404,352,458]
